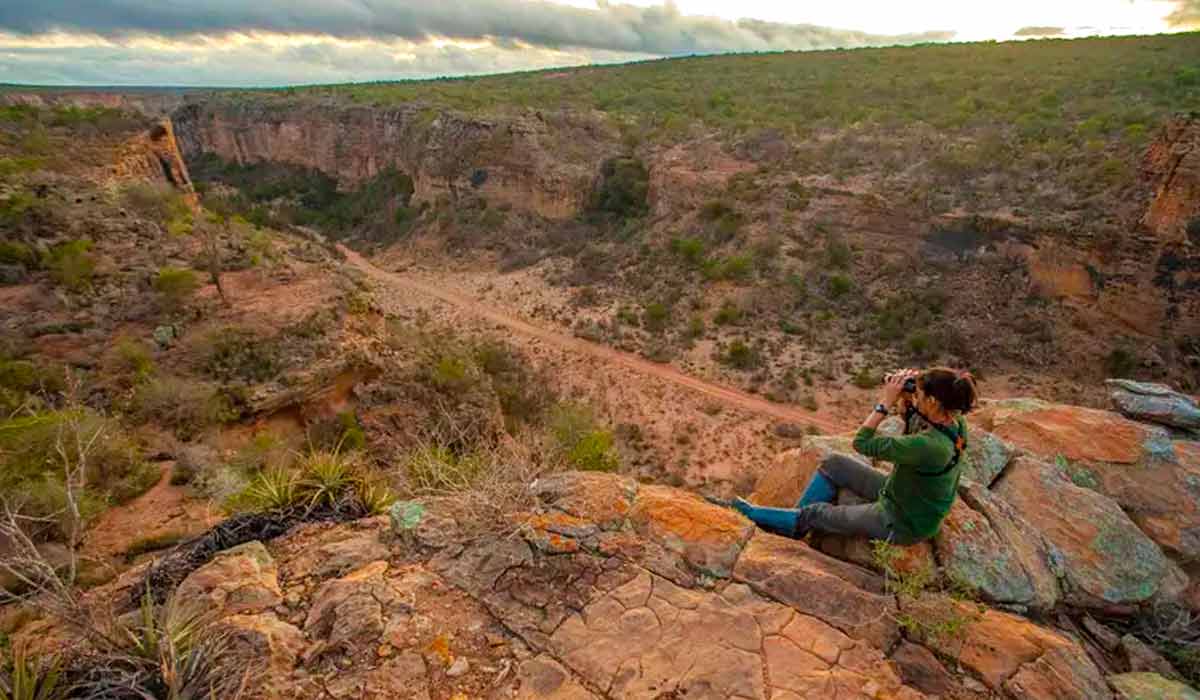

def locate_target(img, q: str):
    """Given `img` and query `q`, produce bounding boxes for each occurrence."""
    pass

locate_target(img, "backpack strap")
[911,411,966,477]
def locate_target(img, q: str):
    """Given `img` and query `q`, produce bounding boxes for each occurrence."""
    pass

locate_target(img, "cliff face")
[0,89,187,118]
[1142,114,1200,244]
[112,119,197,204]
[171,100,622,220]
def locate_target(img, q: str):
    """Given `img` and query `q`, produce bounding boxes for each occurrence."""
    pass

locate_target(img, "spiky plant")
[298,450,358,509]
[226,468,298,513]
[74,592,240,700]
[0,641,65,700]
[355,478,397,516]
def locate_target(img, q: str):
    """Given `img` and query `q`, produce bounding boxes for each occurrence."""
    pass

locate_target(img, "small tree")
[201,210,230,306]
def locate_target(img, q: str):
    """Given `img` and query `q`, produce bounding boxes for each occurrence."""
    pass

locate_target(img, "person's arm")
[853,369,921,462]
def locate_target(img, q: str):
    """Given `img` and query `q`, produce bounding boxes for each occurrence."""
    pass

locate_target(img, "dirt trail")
[83,463,222,564]
[343,248,846,433]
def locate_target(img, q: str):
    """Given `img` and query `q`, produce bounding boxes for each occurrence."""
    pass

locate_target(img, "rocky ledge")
[87,394,1198,699]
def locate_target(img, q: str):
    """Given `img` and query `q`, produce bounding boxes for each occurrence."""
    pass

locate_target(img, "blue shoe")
[733,497,802,538]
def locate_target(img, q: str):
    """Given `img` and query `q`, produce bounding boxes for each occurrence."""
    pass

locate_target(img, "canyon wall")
[1,89,187,118]
[170,100,622,220]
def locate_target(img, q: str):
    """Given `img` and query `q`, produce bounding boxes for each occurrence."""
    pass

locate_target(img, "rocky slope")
[166,94,1200,405]
[5,99,1200,700]
[53,386,1197,699]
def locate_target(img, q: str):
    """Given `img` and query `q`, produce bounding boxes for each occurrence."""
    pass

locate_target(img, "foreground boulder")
[977,399,1200,561]
[174,541,282,616]
[901,593,1110,698]
[1107,379,1200,432]
[1108,672,1200,699]
[933,496,1057,610]
[994,457,1179,609]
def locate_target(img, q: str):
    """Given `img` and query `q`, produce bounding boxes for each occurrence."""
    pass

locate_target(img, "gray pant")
[803,454,917,545]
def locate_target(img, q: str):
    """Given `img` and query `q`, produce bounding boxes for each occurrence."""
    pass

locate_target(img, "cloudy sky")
[0,0,1195,87]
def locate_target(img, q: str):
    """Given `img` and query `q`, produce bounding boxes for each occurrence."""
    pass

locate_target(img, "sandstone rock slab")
[220,612,305,681]
[957,483,1061,611]
[175,541,281,617]
[902,594,1109,698]
[750,438,858,507]
[974,399,1200,560]
[732,532,900,650]
[1107,379,1200,431]
[531,471,637,530]
[1109,672,1200,700]
[994,457,1171,608]
[626,484,755,578]
[962,429,1017,486]
[305,560,408,650]
[548,572,918,700]
[513,655,599,699]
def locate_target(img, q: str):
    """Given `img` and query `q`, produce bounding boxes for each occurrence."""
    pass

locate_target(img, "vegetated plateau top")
[189,33,1200,138]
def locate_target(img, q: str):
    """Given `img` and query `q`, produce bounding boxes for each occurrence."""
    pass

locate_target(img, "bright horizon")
[0,0,1195,87]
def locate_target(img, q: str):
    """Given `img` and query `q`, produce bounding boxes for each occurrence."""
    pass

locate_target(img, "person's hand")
[880,368,919,406]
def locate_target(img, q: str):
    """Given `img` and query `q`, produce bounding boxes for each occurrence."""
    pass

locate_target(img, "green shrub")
[0,357,64,400]
[406,445,486,491]
[0,189,37,226]
[226,448,367,513]
[590,157,649,220]
[906,330,932,359]
[0,409,154,539]
[548,403,620,472]
[480,208,506,230]
[308,410,367,452]
[166,214,193,237]
[615,305,640,326]
[704,255,753,282]
[828,273,854,298]
[721,339,761,370]
[199,326,281,383]
[669,237,706,265]
[0,156,43,181]
[42,240,95,292]
[713,300,742,325]
[299,450,359,508]
[1186,217,1200,240]
[121,182,190,223]
[0,241,36,267]
[153,267,200,309]
[108,337,157,385]
[824,235,853,270]
[699,200,743,239]
[130,376,235,439]
[475,340,554,427]
[428,353,476,393]
[0,641,66,700]
[687,315,706,338]
[1105,347,1137,378]
[642,302,670,333]
[851,367,881,389]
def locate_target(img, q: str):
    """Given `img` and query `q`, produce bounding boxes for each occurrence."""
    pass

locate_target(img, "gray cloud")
[0,35,652,87]
[1167,1,1200,26]
[0,0,954,57]
[1013,26,1065,37]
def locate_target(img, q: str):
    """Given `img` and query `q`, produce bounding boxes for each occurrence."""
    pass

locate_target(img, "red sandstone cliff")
[171,101,622,220]
[1142,114,1200,244]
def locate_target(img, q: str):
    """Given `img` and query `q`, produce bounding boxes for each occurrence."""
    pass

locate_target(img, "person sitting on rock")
[733,367,978,545]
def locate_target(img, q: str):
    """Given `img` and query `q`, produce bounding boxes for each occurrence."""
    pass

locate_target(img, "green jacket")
[852,418,967,541]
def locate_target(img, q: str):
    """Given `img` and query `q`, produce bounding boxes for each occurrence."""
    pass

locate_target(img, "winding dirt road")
[343,248,846,433]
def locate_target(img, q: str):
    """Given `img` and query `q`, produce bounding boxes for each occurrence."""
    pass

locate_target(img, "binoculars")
[884,370,918,394]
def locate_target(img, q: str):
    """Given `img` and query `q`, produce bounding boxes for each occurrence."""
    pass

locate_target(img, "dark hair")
[918,367,979,414]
